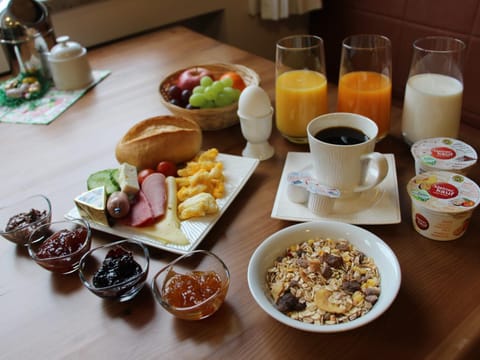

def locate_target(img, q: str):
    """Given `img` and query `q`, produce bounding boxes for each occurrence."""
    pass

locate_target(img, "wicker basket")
[159,63,260,130]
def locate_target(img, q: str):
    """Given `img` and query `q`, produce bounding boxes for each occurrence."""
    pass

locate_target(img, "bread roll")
[115,116,202,169]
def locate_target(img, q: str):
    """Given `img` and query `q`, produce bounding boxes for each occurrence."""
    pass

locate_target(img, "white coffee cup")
[307,112,389,197]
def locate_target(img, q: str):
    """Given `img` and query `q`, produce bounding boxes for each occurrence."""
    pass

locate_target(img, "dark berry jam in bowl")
[78,239,149,302]
[0,195,52,246]
[151,250,230,320]
[27,218,91,274]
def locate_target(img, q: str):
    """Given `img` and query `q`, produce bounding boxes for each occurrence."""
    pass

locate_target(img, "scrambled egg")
[178,192,218,220]
[176,148,225,219]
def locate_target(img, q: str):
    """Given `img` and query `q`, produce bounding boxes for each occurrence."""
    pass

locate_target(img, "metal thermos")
[0,0,56,77]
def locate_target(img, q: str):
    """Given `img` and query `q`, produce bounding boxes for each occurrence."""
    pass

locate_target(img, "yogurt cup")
[407,171,480,240]
[411,137,477,175]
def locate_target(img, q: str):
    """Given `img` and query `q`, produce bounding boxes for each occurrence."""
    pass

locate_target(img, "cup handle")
[354,152,389,193]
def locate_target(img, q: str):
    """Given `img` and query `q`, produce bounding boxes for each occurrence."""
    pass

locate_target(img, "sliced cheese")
[74,186,109,226]
[118,162,140,196]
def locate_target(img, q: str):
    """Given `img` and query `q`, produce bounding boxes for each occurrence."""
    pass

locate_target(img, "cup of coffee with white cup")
[307,112,389,199]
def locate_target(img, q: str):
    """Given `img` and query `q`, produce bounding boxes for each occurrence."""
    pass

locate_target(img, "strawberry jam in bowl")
[151,250,230,320]
[78,239,149,302]
[27,218,91,274]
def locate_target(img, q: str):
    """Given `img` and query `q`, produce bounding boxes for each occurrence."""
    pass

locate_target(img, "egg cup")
[238,107,275,161]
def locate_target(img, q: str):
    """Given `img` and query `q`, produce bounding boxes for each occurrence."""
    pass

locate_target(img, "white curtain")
[248,0,323,20]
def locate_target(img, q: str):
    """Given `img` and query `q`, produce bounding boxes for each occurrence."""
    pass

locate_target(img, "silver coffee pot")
[0,0,56,77]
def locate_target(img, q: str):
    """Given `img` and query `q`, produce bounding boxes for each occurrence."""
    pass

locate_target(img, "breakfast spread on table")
[0,32,479,337]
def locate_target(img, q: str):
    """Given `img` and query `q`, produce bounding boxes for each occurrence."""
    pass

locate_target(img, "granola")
[266,237,380,325]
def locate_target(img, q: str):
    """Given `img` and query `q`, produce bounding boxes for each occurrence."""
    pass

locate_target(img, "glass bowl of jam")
[0,194,52,245]
[27,218,91,274]
[78,239,149,302]
[151,250,230,320]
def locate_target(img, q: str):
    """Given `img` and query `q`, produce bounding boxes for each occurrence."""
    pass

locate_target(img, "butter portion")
[118,162,140,196]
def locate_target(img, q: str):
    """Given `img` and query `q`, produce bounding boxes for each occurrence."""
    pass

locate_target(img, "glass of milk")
[402,36,465,145]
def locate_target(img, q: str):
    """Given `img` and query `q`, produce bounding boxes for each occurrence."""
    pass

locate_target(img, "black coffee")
[314,126,369,145]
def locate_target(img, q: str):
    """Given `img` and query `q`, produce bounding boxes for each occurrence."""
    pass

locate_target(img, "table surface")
[1,26,480,360]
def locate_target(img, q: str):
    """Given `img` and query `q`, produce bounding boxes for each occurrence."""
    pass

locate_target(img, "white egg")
[238,85,272,119]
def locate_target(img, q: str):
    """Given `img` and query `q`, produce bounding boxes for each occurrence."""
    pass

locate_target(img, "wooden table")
[1,26,480,360]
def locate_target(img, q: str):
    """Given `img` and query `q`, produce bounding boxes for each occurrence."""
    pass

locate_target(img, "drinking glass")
[275,35,328,144]
[401,36,465,145]
[337,34,392,140]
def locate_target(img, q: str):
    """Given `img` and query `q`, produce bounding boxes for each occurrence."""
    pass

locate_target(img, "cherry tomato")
[220,71,246,91]
[156,161,177,177]
[137,168,155,185]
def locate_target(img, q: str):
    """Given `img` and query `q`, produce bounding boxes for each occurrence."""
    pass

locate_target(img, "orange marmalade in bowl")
[151,250,230,320]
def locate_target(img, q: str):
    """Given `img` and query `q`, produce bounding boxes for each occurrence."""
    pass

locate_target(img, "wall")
[1,1,312,73]
[309,0,480,129]
[47,0,311,62]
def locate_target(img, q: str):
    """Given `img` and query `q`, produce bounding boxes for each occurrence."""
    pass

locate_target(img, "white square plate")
[66,153,259,254]
[271,152,401,224]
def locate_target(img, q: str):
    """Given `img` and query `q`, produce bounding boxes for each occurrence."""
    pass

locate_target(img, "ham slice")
[123,190,155,227]
[141,172,167,219]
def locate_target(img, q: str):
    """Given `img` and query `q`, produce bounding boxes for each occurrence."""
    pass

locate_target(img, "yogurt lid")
[407,171,480,213]
[411,137,477,171]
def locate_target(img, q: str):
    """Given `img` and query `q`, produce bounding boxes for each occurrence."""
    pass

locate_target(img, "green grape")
[192,85,205,94]
[203,99,216,108]
[211,81,224,93]
[232,88,241,101]
[221,90,234,105]
[220,77,233,88]
[200,76,213,87]
[189,93,207,108]
[215,92,232,107]
[204,85,219,100]
[222,87,236,101]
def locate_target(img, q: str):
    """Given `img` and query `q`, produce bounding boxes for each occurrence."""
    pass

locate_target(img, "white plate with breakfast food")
[247,221,401,332]
[66,151,259,254]
[271,152,401,224]
[65,115,259,254]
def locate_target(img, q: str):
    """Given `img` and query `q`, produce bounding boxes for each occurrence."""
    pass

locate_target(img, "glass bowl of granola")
[247,220,401,332]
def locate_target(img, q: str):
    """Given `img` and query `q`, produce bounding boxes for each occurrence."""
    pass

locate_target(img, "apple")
[176,67,213,91]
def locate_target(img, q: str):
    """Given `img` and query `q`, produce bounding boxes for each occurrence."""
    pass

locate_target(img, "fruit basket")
[159,63,260,131]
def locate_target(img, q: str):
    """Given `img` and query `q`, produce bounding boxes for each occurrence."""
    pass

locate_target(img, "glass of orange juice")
[337,34,392,140]
[275,35,328,144]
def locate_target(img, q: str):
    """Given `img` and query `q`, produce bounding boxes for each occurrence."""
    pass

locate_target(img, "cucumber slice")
[87,169,120,196]
[110,168,120,188]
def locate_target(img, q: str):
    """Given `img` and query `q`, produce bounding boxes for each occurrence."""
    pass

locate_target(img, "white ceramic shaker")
[237,85,274,160]
[48,36,93,90]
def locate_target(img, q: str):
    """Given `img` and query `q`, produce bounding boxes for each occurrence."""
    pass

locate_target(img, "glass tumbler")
[275,35,328,144]
[401,36,465,145]
[337,34,392,140]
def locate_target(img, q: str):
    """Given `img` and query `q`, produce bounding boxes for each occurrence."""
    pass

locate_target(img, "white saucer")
[271,152,401,224]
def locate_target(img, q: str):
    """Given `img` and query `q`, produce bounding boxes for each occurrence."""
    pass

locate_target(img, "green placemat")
[0,70,110,125]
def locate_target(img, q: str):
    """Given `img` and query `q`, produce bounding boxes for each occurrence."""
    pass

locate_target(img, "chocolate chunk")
[320,262,332,279]
[325,254,343,268]
[342,280,361,293]
[276,292,306,313]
